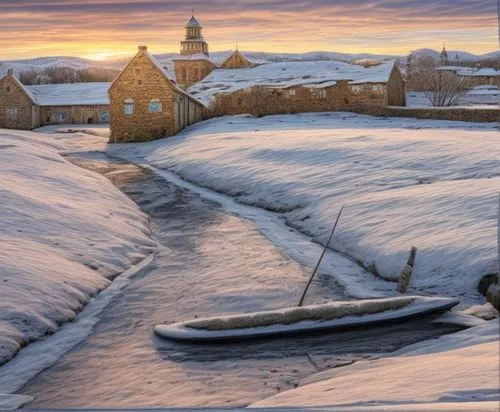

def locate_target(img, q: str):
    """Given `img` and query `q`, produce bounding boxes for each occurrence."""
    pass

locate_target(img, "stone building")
[173,54,217,89]
[180,13,209,57]
[438,66,500,87]
[108,45,206,143]
[189,60,406,116]
[173,13,217,89]
[220,50,256,69]
[0,69,110,130]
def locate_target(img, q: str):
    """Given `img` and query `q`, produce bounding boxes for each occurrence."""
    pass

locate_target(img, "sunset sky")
[1,0,498,60]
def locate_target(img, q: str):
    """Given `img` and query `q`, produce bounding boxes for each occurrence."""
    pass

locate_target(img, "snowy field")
[0,129,155,364]
[108,112,500,306]
[252,319,499,408]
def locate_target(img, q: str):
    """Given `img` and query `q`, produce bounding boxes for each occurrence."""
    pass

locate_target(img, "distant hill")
[1,48,497,80]
[411,48,500,62]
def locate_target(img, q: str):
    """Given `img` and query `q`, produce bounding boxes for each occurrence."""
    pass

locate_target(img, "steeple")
[180,11,209,56]
[440,43,448,62]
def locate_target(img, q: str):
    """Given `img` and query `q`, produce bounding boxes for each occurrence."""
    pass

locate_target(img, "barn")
[0,69,109,130]
[188,60,406,116]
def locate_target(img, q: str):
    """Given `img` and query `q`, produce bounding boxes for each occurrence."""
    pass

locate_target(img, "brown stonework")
[210,81,389,117]
[108,46,206,143]
[173,58,217,89]
[220,50,255,69]
[40,105,109,126]
[0,71,36,130]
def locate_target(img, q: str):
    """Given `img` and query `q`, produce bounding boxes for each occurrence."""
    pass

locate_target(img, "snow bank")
[0,130,155,364]
[252,319,499,408]
[108,113,499,305]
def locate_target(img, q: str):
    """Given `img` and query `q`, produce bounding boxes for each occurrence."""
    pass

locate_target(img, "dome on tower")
[186,15,201,28]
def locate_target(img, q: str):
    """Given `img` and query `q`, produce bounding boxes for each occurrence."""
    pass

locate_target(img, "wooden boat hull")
[154,296,459,342]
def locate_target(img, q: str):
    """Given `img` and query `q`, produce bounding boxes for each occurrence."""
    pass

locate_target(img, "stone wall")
[0,74,34,130]
[40,105,109,126]
[373,106,500,123]
[173,59,217,89]
[209,82,389,117]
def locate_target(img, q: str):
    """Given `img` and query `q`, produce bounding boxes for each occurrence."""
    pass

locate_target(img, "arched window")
[148,99,162,113]
[124,98,134,115]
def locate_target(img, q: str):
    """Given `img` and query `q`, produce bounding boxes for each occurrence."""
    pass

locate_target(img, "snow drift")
[252,319,500,409]
[108,113,500,305]
[0,130,155,364]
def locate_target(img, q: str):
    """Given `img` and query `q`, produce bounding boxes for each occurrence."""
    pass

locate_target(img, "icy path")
[17,155,461,409]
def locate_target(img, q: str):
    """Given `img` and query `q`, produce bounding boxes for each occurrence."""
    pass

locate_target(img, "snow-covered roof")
[172,53,213,62]
[186,16,201,28]
[26,82,110,106]
[188,60,396,105]
[438,66,500,77]
[144,50,207,108]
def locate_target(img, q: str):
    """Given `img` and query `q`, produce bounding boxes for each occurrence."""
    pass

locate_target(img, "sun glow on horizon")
[0,0,497,61]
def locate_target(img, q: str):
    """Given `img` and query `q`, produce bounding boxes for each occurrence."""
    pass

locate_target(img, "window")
[148,99,162,113]
[57,112,65,122]
[124,98,134,115]
[311,88,326,99]
[6,107,17,120]
[137,79,143,85]
[99,111,109,122]
[6,86,11,93]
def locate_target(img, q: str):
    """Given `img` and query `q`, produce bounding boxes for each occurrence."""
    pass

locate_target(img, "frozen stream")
[18,154,462,408]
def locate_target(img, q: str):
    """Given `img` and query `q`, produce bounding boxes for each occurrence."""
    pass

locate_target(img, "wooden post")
[297,205,344,307]
[397,246,417,294]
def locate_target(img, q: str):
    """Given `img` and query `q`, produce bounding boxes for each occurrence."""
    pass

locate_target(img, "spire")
[440,42,448,60]
[235,41,238,51]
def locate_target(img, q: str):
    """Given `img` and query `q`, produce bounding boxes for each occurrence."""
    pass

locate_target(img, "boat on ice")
[154,296,459,342]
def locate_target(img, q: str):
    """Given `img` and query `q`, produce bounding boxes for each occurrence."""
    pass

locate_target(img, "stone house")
[189,60,406,117]
[108,45,206,143]
[0,69,110,130]
[220,50,257,69]
[438,66,500,87]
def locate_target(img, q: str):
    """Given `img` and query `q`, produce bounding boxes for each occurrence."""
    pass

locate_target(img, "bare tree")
[410,55,474,107]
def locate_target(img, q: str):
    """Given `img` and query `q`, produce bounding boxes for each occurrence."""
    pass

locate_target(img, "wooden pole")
[298,205,344,307]
[397,246,417,294]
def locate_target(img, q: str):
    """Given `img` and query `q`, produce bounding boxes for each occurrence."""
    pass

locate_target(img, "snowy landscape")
[0,0,499,409]
[1,111,498,410]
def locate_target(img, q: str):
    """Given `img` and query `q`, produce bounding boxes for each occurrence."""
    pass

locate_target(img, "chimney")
[7,69,13,76]
[138,45,148,52]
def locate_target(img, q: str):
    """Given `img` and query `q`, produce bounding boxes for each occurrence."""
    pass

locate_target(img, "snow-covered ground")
[108,112,500,306]
[0,129,156,364]
[407,85,500,108]
[252,319,499,409]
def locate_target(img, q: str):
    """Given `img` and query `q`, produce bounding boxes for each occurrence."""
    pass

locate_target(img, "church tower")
[180,11,209,57]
